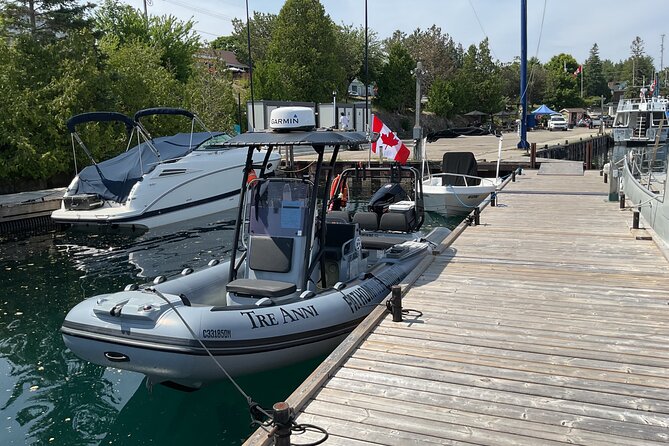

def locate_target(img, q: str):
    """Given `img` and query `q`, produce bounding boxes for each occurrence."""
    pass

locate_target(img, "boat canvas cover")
[73,132,223,202]
[442,152,479,186]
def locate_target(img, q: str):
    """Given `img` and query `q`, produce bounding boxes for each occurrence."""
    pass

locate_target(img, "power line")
[160,0,237,22]
[467,0,499,61]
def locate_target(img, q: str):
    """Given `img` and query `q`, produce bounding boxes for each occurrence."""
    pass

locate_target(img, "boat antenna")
[246,0,256,131]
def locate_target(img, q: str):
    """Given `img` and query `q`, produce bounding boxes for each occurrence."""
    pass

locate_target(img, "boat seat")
[379,212,410,232]
[352,212,379,230]
[324,222,357,260]
[360,236,400,250]
[326,211,350,223]
[226,278,296,298]
[249,235,293,273]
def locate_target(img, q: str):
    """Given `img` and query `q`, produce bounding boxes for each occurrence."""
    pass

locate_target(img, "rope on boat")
[281,160,316,174]
[148,287,329,445]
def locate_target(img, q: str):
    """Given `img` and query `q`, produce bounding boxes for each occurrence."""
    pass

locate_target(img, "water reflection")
[0,206,459,445]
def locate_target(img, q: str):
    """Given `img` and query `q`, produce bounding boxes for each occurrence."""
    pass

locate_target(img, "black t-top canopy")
[218,129,369,149]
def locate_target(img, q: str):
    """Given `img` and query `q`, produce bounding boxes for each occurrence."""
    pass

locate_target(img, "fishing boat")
[61,107,449,389]
[612,89,669,146]
[420,133,501,215]
[51,108,279,230]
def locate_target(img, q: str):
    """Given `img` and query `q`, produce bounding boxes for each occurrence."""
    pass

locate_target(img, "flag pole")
[580,66,584,98]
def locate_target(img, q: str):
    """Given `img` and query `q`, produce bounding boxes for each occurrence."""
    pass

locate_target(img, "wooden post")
[585,141,592,170]
[490,191,496,207]
[530,143,536,169]
[271,402,292,446]
[633,209,640,229]
[619,192,625,209]
[512,170,516,182]
[604,172,608,183]
[474,207,481,226]
[389,285,403,322]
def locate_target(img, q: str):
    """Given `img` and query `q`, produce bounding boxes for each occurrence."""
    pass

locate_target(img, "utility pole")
[412,61,425,161]
[661,34,666,87]
[142,0,150,26]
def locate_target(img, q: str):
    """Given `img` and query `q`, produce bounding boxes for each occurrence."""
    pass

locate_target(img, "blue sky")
[124,0,668,66]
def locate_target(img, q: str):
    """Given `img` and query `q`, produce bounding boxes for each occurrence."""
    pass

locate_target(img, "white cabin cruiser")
[61,107,450,389]
[52,108,279,230]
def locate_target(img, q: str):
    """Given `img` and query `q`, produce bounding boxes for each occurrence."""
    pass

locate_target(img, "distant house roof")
[560,108,587,113]
[196,49,249,71]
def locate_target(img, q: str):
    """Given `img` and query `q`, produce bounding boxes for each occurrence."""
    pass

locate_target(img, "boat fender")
[247,169,258,185]
[299,290,316,299]
[124,284,139,291]
[328,174,348,210]
[181,267,194,276]
[333,282,346,291]
[153,275,166,285]
[208,259,219,266]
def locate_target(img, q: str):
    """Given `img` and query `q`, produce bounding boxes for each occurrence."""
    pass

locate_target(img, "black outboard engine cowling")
[368,183,409,215]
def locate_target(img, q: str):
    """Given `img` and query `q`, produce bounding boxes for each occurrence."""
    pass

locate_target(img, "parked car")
[548,114,568,131]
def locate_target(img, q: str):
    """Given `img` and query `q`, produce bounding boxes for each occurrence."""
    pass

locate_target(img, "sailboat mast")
[518,0,529,149]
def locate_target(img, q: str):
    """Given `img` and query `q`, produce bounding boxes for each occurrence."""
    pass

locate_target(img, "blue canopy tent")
[532,104,558,115]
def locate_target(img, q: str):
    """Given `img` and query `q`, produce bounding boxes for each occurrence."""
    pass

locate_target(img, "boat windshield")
[249,180,312,237]
[195,133,232,150]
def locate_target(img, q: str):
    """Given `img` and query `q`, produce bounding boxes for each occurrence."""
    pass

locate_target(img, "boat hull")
[52,150,279,229]
[61,242,431,387]
[422,179,497,215]
[621,157,669,246]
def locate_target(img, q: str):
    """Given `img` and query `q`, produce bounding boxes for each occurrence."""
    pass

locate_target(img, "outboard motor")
[368,183,409,215]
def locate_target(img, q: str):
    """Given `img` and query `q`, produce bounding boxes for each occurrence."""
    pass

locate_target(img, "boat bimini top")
[66,109,226,204]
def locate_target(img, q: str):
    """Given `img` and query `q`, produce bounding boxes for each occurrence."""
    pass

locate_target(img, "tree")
[254,0,345,102]
[0,0,92,38]
[375,42,415,113]
[447,39,502,115]
[620,36,655,97]
[94,0,200,82]
[542,53,582,110]
[427,77,453,117]
[583,43,609,99]
[215,12,277,68]
[335,23,383,98]
[399,25,461,92]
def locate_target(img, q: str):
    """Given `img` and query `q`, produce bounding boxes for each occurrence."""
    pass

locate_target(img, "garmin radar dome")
[269,106,316,132]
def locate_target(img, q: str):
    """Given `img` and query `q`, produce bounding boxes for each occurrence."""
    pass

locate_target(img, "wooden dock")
[244,167,669,445]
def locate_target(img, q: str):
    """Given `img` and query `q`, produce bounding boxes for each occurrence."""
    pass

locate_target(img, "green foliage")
[255,0,345,102]
[542,53,583,109]
[0,0,92,39]
[427,77,454,117]
[446,39,502,115]
[220,12,277,67]
[583,44,609,99]
[335,23,382,95]
[375,42,415,113]
[95,0,200,82]
[394,25,461,93]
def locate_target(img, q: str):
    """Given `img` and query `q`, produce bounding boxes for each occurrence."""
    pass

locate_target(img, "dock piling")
[619,192,625,209]
[270,402,292,446]
[389,285,403,322]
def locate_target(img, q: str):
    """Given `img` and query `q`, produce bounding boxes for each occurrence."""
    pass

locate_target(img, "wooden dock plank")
[244,170,669,445]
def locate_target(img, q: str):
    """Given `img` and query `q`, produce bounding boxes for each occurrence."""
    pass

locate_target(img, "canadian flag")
[573,65,582,77]
[650,78,657,93]
[371,115,410,164]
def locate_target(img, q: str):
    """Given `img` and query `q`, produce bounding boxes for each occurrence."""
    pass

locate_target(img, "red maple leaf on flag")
[380,132,399,147]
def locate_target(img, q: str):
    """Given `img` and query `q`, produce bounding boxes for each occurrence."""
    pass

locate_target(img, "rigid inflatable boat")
[61,107,449,389]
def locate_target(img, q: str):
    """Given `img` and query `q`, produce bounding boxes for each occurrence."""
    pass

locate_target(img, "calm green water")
[0,210,460,445]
